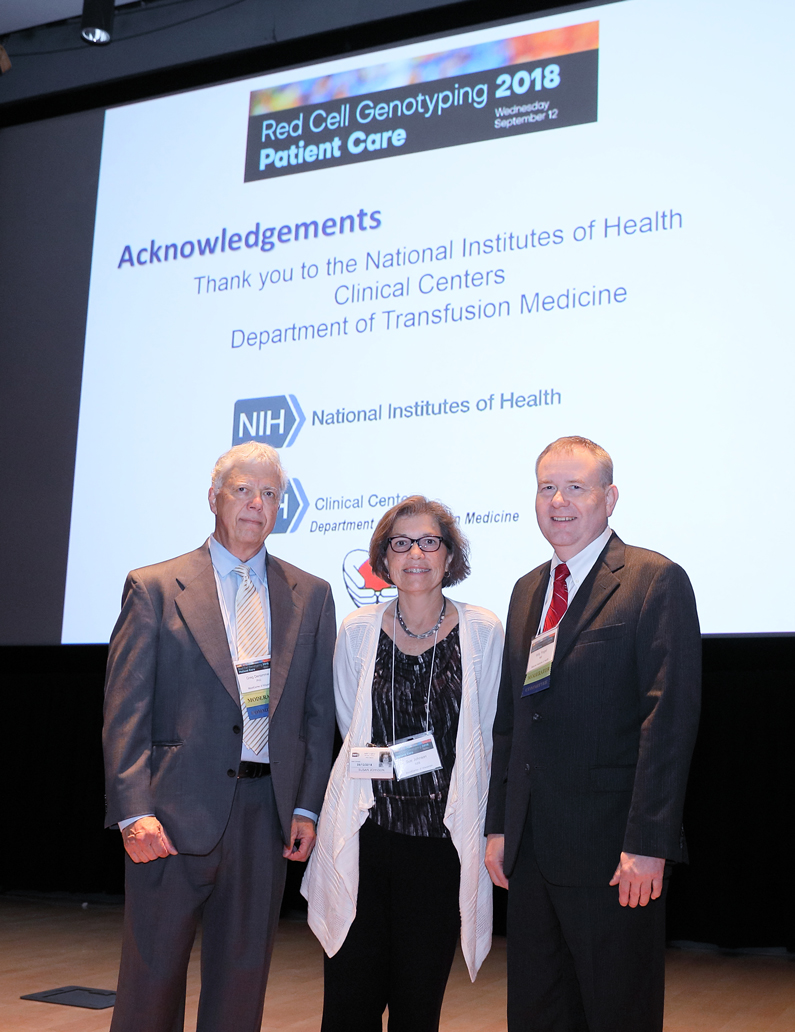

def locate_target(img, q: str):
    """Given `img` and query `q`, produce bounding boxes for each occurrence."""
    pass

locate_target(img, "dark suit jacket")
[103,542,336,854]
[485,534,701,886]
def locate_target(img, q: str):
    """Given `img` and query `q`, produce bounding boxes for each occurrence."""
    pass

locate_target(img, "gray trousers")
[110,776,287,1032]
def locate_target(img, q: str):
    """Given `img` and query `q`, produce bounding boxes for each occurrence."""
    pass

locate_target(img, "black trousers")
[507,822,668,1032]
[110,776,288,1032]
[322,818,461,1032]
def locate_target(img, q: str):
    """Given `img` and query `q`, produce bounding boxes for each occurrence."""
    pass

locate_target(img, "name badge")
[390,732,443,781]
[235,657,270,720]
[521,626,559,698]
[349,746,394,779]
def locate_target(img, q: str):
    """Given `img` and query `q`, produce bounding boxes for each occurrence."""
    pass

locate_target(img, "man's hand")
[609,851,665,907]
[283,815,316,862]
[485,834,509,889]
[121,816,178,864]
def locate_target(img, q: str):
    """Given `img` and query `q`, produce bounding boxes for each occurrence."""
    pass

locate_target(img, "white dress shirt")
[537,526,614,634]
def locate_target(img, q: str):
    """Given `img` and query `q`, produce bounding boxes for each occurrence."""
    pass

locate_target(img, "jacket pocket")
[577,623,625,645]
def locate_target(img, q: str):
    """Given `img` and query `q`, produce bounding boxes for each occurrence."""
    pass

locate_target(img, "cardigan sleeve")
[333,618,361,737]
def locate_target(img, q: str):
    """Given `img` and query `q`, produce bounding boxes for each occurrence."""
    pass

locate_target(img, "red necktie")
[543,563,570,631]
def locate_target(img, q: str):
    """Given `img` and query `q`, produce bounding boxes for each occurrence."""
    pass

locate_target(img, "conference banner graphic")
[244,23,599,181]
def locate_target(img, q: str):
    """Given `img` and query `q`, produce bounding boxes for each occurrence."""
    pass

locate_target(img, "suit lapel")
[174,547,239,706]
[267,554,302,720]
[514,565,550,686]
[553,534,625,667]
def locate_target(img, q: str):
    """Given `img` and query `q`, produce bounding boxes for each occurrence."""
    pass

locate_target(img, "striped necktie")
[543,562,570,631]
[234,564,270,754]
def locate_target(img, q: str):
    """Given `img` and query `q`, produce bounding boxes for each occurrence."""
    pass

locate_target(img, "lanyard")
[390,603,439,747]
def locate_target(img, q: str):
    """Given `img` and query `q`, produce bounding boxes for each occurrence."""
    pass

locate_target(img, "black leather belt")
[238,761,271,779]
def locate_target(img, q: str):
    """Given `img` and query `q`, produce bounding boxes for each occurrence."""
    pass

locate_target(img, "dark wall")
[0,109,104,643]
[666,636,795,949]
[0,645,124,895]
[2,636,793,948]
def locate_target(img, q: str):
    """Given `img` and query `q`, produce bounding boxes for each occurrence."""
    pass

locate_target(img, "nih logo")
[233,394,305,448]
[272,479,309,534]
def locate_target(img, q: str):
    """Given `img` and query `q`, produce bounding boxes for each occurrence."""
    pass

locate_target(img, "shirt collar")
[552,526,613,588]
[209,534,268,584]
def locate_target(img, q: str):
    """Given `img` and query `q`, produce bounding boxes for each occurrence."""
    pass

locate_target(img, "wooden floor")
[1,896,794,1031]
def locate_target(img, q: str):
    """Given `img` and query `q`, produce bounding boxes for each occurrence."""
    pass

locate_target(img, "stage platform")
[1,895,793,1031]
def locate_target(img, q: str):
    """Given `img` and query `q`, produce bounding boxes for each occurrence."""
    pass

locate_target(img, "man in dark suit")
[485,436,701,1032]
[103,441,336,1032]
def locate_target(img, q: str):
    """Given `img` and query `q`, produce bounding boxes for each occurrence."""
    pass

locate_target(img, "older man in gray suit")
[103,442,336,1032]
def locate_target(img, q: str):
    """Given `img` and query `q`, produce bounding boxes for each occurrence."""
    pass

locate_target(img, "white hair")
[211,442,288,497]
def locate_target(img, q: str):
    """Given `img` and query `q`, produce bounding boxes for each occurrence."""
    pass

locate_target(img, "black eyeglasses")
[387,535,447,553]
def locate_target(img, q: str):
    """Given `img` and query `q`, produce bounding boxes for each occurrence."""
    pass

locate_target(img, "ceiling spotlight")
[81,0,115,44]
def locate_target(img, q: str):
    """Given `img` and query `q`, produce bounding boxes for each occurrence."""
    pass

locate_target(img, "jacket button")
[233,725,241,734]
[227,769,236,777]
[532,712,542,721]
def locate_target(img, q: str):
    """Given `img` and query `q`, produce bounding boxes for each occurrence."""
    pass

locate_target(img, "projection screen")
[60,0,795,640]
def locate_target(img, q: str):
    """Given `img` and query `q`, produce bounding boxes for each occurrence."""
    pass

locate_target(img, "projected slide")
[62,0,795,640]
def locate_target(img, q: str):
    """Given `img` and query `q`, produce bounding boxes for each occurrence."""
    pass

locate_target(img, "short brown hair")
[535,436,614,487]
[369,496,470,587]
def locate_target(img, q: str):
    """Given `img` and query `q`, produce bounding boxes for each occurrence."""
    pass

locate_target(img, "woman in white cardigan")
[302,496,503,1032]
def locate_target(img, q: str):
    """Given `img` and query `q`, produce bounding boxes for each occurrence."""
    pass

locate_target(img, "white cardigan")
[301,599,504,981]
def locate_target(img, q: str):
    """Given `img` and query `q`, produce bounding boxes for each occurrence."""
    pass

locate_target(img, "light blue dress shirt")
[209,534,272,763]
[209,535,317,823]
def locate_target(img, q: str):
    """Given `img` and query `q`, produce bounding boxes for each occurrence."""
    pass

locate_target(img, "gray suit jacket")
[103,542,336,853]
[485,534,701,886]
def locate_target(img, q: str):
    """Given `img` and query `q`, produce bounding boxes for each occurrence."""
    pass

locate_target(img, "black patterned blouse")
[370,624,462,838]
